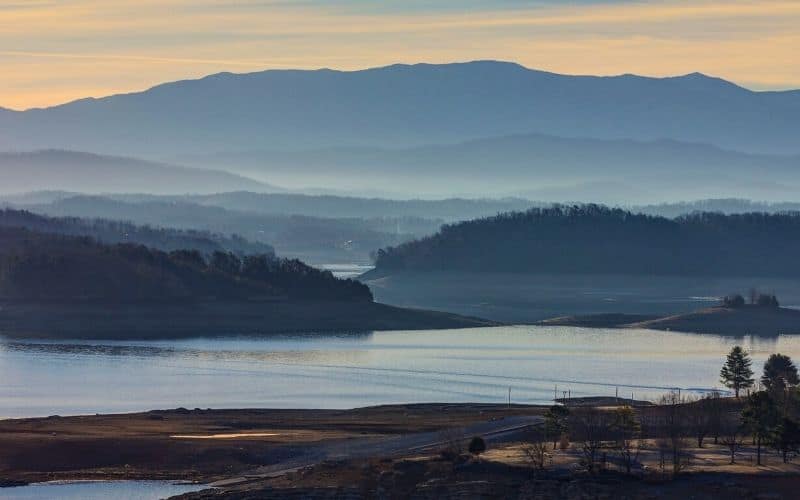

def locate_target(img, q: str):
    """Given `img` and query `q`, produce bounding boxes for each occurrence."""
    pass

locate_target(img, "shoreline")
[0,404,545,485]
[538,306,800,336]
[5,400,799,500]
[0,300,499,339]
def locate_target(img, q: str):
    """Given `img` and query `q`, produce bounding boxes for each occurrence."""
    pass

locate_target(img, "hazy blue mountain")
[4,190,538,221]
[1,61,798,157]
[180,134,800,202]
[0,150,279,195]
[632,199,800,218]
[14,194,441,264]
[0,208,274,256]
[176,192,539,221]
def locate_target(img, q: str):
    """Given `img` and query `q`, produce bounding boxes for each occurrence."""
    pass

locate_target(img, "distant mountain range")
[1,61,798,157]
[633,199,800,218]
[178,133,800,201]
[8,190,800,224]
[6,194,440,264]
[0,150,278,195]
[0,208,273,256]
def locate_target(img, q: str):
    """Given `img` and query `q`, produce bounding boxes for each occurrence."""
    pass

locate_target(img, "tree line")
[0,226,372,302]
[722,289,780,308]
[373,205,800,276]
[23,196,438,261]
[0,208,273,256]
[472,346,800,478]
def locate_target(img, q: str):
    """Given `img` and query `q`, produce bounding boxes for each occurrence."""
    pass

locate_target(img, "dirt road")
[213,414,543,487]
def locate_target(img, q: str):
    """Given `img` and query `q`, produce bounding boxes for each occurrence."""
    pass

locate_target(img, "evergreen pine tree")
[761,354,799,392]
[720,346,755,398]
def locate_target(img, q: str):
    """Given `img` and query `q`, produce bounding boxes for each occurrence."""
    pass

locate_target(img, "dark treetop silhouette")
[373,205,800,277]
[0,226,369,302]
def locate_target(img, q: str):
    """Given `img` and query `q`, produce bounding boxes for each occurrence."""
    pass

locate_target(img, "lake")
[1,480,206,499]
[320,263,375,279]
[2,326,799,418]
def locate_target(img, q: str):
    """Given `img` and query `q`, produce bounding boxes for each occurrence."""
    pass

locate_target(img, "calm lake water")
[2,326,800,418]
[2,480,206,499]
[320,263,374,279]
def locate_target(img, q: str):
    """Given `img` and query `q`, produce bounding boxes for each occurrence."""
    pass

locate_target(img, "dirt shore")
[4,403,799,499]
[0,404,543,484]
[539,305,800,335]
[174,431,800,499]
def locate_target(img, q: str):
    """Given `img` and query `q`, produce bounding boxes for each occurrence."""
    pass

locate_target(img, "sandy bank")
[0,404,544,485]
[540,305,800,335]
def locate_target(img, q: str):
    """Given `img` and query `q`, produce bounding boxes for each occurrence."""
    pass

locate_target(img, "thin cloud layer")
[1,0,798,109]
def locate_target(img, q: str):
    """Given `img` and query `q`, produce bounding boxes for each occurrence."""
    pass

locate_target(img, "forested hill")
[372,205,800,277]
[0,227,371,302]
[0,208,273,256]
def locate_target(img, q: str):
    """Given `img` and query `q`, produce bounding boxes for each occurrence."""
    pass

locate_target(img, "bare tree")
[702,391,725,444]
[438,427,465,461]
[658,391,689,476]
[522,441,549,473]
[742,391,779,466]
[612,406,641,474]
[773,417,800,463]
[573,407,610,474]
[544,404,570,449]
[685,396,711,448]
[719,415,744,464]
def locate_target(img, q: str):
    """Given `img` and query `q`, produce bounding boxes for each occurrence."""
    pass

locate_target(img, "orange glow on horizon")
[1,0,798,110]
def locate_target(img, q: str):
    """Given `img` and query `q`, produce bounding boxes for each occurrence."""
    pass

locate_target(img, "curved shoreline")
[538,306,800,336]
[0,300,500,339]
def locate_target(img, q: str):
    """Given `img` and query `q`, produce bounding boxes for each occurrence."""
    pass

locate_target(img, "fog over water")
[2,326,799,418]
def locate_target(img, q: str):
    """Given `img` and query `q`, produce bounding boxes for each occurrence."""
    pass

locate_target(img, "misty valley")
[2,52,800,499]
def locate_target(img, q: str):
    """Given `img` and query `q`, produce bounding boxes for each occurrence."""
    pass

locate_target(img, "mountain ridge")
[13,61,793,113]
[0,150,281,195]
[2,60,798,157]
[178,132,800,202]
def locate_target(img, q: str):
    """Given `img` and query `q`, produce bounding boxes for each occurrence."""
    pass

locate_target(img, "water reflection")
[2,326,799,418]
[1,480,206,500]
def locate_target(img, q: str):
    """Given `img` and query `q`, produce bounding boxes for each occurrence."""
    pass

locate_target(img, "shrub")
[468,436,487,457]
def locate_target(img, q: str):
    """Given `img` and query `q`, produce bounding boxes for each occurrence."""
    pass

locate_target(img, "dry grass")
[483,439,800,475]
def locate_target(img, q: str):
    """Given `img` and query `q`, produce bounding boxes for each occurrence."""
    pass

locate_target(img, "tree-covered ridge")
[0,208,273,256]
[0,227,371,302]
[373,205,800,276]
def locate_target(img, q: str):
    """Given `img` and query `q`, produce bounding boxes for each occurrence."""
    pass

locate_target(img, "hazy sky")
[2,0,798,110]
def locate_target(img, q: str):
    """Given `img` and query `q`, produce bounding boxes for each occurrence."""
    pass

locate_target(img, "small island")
[540,292,800,336]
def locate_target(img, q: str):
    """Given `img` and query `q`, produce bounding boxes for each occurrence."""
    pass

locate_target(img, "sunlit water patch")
[1,480,206,500]
[2,326,799,418]
[320,263,374,278]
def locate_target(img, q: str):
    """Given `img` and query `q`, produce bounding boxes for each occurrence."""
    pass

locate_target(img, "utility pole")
[508,387,511,408]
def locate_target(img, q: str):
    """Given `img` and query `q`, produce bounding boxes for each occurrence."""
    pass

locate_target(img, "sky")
[1,0,799,110]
